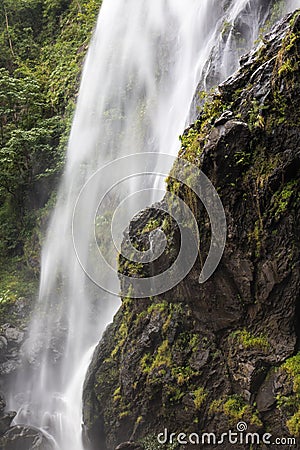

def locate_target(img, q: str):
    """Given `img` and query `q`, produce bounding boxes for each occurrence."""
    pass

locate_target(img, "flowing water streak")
[9,1,300,449]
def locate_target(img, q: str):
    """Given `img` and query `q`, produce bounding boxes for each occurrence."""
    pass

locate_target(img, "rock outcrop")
[83,11,300,450]
[0,391,56,450]
[0,425,57,450]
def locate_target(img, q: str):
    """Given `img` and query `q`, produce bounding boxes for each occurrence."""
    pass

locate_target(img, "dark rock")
[0,337,8,359]
[0,425,57,450]
[0,412,16,437]
[256,369,276,413]
[0,361,20,377]
[214,109,234,126]
[0,296,33,383]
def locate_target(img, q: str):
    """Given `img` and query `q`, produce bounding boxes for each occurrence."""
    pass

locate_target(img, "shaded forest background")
[0,0,101,309]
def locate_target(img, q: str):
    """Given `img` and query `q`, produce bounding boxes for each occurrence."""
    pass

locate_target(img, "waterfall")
[8,1,299,449]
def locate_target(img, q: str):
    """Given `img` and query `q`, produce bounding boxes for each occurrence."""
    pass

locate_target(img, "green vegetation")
[209,395,262,427]
[270,180,298,221]
[142,218,161,233]
[193,387,207,410]
[230,329,270,351]
[141,339,172,376]
[282,353,300,393]
[0,256,38,325]
[223,395,248,420]
[172,365,198,386]
[277,353,300,436]
[179,124,202,160]
[287,410,300,437]
[223,395,262,426]
[109,296,133,358]
[0,0,101,261]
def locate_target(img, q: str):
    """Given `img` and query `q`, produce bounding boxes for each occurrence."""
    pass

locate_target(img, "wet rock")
[0,337,8,359]
[0,361,21,377]
[0,393,6,414]
[0,412,16,437]
[0,425,57,450]
[4,329,24,345]
[0,297,32,381]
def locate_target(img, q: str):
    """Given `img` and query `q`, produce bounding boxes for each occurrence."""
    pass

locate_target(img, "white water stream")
[8,1,300,449]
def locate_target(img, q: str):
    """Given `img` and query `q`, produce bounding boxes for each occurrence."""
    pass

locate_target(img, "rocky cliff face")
[83,11,300,450]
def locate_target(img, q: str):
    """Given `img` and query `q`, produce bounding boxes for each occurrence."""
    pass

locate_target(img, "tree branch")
[4,6,15,58]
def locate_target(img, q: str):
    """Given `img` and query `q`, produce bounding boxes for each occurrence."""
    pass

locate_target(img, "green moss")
[189,334,201,352]
[209,395,262,427]
[142,218,161,233]
[121,260,144,275]
[172,89,228,165]
[108,297,134,359]
[171,366,198,386]
[193,387,207,410]
[234,149,251,167]
[166,385,185,404]
[223,395,262,427]
[277,57,298,76]
[200,91,227,127]
[153,340,172,369]
[223,395,247,420]
[147,301,169,315]
[113,386,121,403]
[179,125,201,159]
[140,352,152,375]
[0,256,38,326]
[141,340,172,378]
[282,354,300,390]
[221,20,233,37]
[287,410,300,436]
[135,415,143,425]
[278,353,300,436]
[140,434,178,450]
[230,329,270,351]
[248,99,266,130]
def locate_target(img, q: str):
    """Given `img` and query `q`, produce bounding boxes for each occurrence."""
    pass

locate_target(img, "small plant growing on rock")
[193,387,207,410]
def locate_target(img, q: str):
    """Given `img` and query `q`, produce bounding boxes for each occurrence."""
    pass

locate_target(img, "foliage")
[0,0,102,258]
[230,329,270,351]
[193,387,207,410]
[209,395,262,427]
[278,353,300,436]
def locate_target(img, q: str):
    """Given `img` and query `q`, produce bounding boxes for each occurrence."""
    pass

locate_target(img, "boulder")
[0,425,57,450]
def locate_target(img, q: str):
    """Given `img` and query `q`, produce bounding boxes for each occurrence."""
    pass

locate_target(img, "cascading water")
[8,1,300,449]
